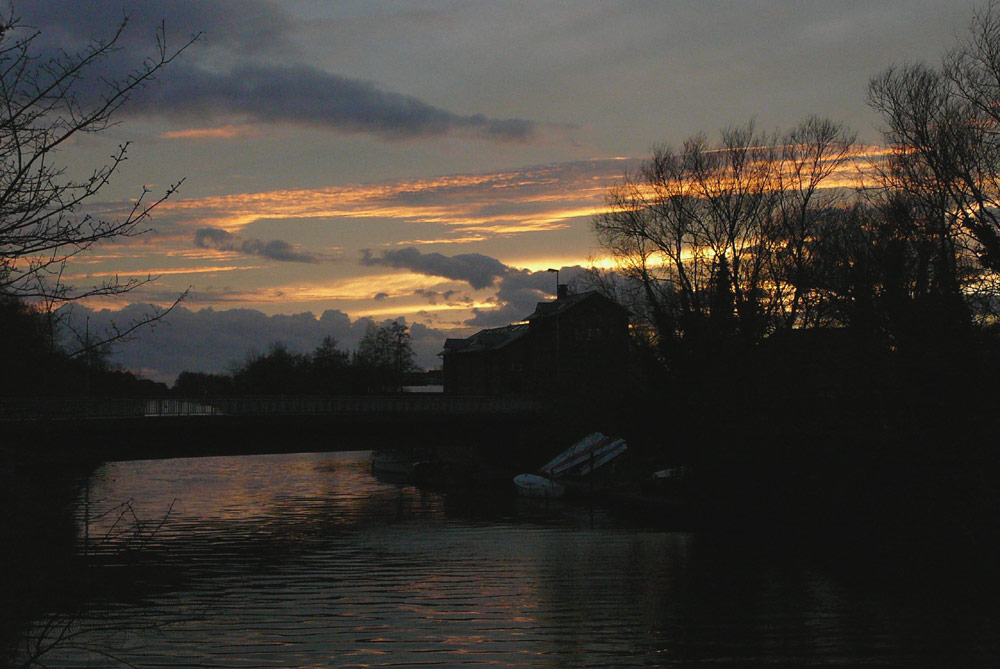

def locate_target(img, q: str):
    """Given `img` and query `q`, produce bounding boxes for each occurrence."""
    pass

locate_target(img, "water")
[9,451,1000,666]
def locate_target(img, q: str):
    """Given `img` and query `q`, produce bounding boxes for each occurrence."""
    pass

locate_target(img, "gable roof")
[442,322,529,355]
[525,290,625,321]
[443,291,626,356]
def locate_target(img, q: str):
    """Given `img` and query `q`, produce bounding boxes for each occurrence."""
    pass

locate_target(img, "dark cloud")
[373,292,389,300]
[20,1,292,56]
[413,289,463,305]
[18,1,539,143]
[194,227,319,263]
[62,303,448,383]
[360,247,508,289]
[360,246,590,326]
[464,302,531,328]
[136,63,538,142]
[466,265,589,327]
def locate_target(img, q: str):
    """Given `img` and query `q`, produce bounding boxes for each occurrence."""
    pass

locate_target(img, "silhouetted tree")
[354,321,417,392]
[865,1,1000,333]
[770,116,857,329]
[232,343,308,395]
[307,336,351,394]
[0,7,197,358]
[708,255,737,340]
[0,295,167,397]
[173,371,234,397]
[594,118,853,366]
[170,331,418,397]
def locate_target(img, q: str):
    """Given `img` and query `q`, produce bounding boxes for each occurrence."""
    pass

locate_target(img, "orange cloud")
[61,265,266,280]
[155,159,634,236]
[159,124,260,140]
[151,150,888,246]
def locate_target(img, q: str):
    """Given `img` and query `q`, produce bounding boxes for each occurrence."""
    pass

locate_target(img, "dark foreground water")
[7,450,1000,667]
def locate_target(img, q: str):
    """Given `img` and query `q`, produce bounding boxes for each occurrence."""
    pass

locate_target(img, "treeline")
[0,297,168,397]
[593,117,988,368]
[0,297,422,398]
[173,321,419,396]
[594,4,1000,370]
[590,3,1000,555]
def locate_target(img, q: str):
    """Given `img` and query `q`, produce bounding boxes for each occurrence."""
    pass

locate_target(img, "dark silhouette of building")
[442,286,629,395]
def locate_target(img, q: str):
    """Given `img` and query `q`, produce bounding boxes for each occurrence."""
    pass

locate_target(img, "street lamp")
[546,268,559,297]
[546,268,561,388]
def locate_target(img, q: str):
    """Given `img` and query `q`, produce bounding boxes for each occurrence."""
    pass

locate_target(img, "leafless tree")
[771,116,857,329]
[596,120,858,358]
[865,1,1000,324]
[0,7,198,355]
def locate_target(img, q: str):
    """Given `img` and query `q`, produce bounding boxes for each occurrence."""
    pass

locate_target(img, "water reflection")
[9,451,1000,667]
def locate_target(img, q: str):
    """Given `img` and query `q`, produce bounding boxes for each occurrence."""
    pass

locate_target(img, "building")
[441,286,630,395]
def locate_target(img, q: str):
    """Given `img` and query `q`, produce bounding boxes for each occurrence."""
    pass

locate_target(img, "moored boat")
[513,473,566,499]
[514,432,627,498]
[539,433,628,478]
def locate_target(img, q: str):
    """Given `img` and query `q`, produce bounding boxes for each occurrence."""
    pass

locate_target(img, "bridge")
[0,395,560,465]
[0,394,542,421]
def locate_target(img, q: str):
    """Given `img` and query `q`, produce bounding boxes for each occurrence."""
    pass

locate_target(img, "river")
[5,450,999,667]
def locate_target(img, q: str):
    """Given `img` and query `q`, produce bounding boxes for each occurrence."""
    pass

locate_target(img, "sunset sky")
[23,0,980,380]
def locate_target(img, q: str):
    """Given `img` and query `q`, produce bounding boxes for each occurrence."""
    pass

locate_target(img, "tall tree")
[771,116,857,329]
[0,8,197,356]
[354,321,416,392]
[866,0,1000,329]
[594,119,853,363]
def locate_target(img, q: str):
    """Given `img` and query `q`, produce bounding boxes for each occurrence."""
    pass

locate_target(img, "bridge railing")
[1,395,543,420]
[0,397,148,420]
[146,395,543,417]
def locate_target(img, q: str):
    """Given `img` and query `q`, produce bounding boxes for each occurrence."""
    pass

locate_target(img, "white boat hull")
[513,474,566,499]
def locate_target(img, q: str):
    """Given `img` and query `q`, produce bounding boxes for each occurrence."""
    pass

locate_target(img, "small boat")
[514,433,627,498]
[539,433,627,478]
[513,473,566,499]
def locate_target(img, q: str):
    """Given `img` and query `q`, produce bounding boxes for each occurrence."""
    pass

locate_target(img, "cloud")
[21,0,293,56]
[159,124,260,140]
[134,158,635,245]
[360,247,508,289]
[413,289,462,305]
[62,303,449,383]
[358,246,590,327]
[136,62,539,142]
[19,1,540,143]
[194,227,320,263]
[465,264,589,327]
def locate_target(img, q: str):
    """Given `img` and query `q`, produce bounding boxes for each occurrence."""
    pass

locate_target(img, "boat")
[539,432,627,478]
[513,432,627,497]
[513,473,566,499]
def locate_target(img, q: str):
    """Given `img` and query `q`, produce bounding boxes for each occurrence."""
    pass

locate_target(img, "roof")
[442,291,626,356]
[525,290,623,321]
[442,322,529,355]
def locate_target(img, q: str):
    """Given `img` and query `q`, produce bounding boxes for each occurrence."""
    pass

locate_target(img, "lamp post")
[546,268,560,389]
[546,268,559,298]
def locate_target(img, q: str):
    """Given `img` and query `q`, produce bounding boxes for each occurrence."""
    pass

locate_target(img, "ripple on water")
[10,450,998,667]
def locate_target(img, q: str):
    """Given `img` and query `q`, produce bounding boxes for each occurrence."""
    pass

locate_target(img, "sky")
[17,0,982,381]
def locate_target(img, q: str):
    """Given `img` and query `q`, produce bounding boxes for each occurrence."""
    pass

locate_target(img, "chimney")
[557,284,569,300]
